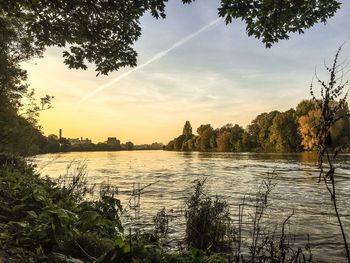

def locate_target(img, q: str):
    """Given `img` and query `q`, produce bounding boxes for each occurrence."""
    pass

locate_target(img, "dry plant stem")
[324,149,349,261]
[279,209,294,262]
[236,196,245,263]
[311,46,350,262]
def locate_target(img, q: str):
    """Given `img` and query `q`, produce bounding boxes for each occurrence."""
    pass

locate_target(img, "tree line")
[0,0,341,157]
[34,135,164,154]
[165,99,350,153]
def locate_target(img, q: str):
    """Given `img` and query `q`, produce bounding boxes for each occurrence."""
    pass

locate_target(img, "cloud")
[77,17,222,106]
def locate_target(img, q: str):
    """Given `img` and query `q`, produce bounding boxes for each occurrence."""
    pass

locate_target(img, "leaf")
[27,210,38,218]
[115,235,125,248]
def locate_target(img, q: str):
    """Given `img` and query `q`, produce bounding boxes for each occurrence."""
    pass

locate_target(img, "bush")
[185,180,232,252]
[0,157,123,262]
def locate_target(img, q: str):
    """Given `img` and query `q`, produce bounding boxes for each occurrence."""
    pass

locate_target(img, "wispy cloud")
[77,17,222,106]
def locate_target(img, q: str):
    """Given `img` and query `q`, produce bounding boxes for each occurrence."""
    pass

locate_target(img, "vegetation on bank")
[0,153,226,262]
[0,153,316,263]
[2,0,341,158]
[2,48,349,262]
[165,99,350,153]
[1,1,349,262]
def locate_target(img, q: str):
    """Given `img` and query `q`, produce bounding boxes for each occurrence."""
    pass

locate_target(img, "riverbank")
[31,150,350,262]
[1,153,230,262]
[0,154,316,263]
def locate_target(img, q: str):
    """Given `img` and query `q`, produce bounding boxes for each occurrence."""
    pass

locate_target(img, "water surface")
[32,151,350,262]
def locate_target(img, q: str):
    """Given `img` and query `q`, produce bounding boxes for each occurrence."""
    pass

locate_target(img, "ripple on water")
[32,151,350,262]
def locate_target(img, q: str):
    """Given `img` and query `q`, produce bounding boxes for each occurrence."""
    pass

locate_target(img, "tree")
[124,141,134,151]
[230,124,244,152]
[298,109,321,151]
[216,131,232,152]
[196,124,215,152]
[183,121,193,139]
[248,111,279,151]
[296,99,316,117]
[330,115,350,148]
[269,109,301,152]
[174,134,186,151]
[0,0,342,155]
[165,139,175,151]
[298,103,350,151]
[1,0,341,76]
[215,0,340,48]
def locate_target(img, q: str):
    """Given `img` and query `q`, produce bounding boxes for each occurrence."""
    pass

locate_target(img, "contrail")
[78,18,221,105]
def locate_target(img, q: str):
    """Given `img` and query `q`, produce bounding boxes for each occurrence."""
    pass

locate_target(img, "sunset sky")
[23,0,350,144]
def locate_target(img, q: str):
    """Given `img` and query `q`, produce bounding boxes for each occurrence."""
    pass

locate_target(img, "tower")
[59,129,62,139]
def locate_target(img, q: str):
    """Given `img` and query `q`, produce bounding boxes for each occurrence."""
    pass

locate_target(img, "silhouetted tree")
[186,0,340,48]
[0,0,340,78]
[183,121,193,139]
[124,141,134,151]
[196,124,215,152]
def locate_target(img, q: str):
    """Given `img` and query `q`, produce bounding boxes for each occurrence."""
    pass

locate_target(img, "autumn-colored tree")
[298,102,350,151]
[298,109,321,150]
[216,131,232,152]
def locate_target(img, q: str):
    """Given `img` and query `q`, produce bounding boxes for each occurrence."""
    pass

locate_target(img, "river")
[31,151,350,262]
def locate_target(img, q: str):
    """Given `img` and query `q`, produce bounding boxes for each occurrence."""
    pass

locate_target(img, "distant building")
[106,137,120,146]
[68,137,92,145]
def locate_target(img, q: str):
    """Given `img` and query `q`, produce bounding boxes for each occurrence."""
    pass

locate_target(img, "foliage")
[183,121,193,140]
[216,0,340,48]
[269,109,301,152]
[0,0,344,157]
[154,208,170,239]
[0,153,227,262]
[123,141,134,151]
[298,109,321,150]
[166,100,350,153]
[0,153,122,262]
[310,46,350,262]
[196,125,216,152]
[99,235,225,263]
[248,111,280,151]
[185,180,232,252]
[216,131,232,152]
[296,100,317,117]
[230,174,313,263]
[0,0,340,78]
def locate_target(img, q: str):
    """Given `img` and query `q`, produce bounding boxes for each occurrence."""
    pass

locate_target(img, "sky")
[22,1,350,144]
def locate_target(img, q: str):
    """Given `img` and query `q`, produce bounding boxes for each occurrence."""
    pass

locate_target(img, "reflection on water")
[32,151,350,262]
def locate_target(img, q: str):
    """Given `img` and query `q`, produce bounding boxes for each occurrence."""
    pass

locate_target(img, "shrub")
[185,180,232,252]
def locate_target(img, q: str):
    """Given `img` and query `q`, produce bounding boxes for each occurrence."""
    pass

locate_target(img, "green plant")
[185,179,232,252]
[154,208,170,239]
[0,155,123,262]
